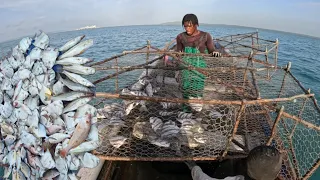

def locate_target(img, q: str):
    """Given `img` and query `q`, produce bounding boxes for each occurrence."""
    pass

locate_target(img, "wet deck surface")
[108,159,251,180]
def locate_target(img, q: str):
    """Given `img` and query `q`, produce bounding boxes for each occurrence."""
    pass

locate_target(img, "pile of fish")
[0,31,100,179]
[97,73,235,151]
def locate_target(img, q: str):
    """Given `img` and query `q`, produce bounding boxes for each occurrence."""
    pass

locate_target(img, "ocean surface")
[0,25,319,179]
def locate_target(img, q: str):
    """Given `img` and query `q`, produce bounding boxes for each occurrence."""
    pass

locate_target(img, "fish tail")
[52,64,64,73]
[60,147,69,158]
[89,86,96,94]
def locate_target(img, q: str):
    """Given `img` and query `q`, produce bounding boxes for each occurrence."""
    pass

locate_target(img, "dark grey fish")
[161,121,180,138]
[149,117,163,133]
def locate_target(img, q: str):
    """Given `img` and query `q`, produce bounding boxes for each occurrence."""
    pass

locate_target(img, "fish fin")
[89,86,96,95]
[52,64,63,73]
[58,51,64,57]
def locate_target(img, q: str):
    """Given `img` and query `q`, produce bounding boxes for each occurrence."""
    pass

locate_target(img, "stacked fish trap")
[91,32,319,180]
[0,32,100,179]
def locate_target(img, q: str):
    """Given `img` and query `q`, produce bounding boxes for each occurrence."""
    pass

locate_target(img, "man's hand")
[211,51,221,57]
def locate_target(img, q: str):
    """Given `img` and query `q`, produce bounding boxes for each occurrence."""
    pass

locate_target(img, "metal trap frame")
[88,32,319,180]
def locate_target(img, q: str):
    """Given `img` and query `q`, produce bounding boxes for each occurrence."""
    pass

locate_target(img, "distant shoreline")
[1,23,319,43]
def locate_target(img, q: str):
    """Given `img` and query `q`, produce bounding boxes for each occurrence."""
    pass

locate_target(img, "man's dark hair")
[182,14,199,26]
[247,145,283,180]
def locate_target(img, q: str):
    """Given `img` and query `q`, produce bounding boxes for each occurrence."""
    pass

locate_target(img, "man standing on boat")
[166,13,221,112]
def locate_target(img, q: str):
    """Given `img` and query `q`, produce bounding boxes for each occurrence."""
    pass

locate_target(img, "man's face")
[183,21,197,35]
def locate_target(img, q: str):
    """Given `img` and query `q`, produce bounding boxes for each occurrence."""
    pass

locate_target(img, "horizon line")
[1,22,319,43]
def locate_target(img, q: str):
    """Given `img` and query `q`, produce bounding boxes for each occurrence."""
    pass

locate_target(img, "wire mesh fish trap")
[88,32,319,179]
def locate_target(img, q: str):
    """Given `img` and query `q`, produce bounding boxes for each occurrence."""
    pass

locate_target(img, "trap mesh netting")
[88,32,319,180]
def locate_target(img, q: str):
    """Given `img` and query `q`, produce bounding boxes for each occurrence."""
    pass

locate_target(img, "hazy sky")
[0,0,319,42]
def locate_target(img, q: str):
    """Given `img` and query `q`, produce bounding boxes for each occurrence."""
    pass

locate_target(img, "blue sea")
[0,25,319,179]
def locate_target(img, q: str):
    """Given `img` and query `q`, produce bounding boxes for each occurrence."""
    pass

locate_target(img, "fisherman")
[165,13,221,112]
[185,145,283,180]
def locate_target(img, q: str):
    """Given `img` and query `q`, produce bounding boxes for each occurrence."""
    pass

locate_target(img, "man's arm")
[176,34,184,52]
[206,33,215,54]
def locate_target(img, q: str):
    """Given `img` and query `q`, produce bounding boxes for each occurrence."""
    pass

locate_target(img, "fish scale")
[161,121,180,138]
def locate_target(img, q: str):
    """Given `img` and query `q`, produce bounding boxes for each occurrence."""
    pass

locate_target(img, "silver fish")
[14,107,29,120]
[62,64,96,75]
[59,35,85,52]
[33,31,49,49]
[193,133,208,144]
[1,78,12,91]
[0,141,4,152]
[23,55,35,70]
[209,110,223,119]
[107,116,126,126]
[69,140,100,154]
[178,112,194,119]
[48,133,71,144]
[24,96,39,110]
[20,161,31,179]
[109,135,127,148]
[48,69,56,84]
[51,91,92,101]
[54,117,65,126]
[0,59,14,77]
[160,102,179,109]
[68,173,79,180]
[8,56,20,70]
[4,134,16,147]
[160,120,180,139]
[62,70,95,87]
[40,150,56,169]
[42,169,60,180]
[62,97,92,113]
[147,135,170,148]
[129,79,147,91]
[0,101,13,118]
[43,100,64,118]
[1,122,15,135]
[12,44,25,61]
[149,117,163,133]
[46,124,64,135]
[42,47,59,69]
[189,98,203,112]
[60,76,93,93]
[63,111,76,133]
[21,79,30,91]
[5,113,17,124]
[28,86,39,97]
[0,91,3,104]
[55,156,68,176]
[68,155,80,171]
[52,80,66,95]
[16,88,29,101]
[80,152,100,168]
[13,80,23,101]
[55,57,92,65]
[26,109,39,129]
[87,124,99,142]
[58,39,93,59]
[20,130,39,147]
[19,37,32,53]
[74,104,97,119]
[159,111,175,116]
[29,47,42,61]
[145,83,153,96]
[133,121,153,140]
[17,68,31,80]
